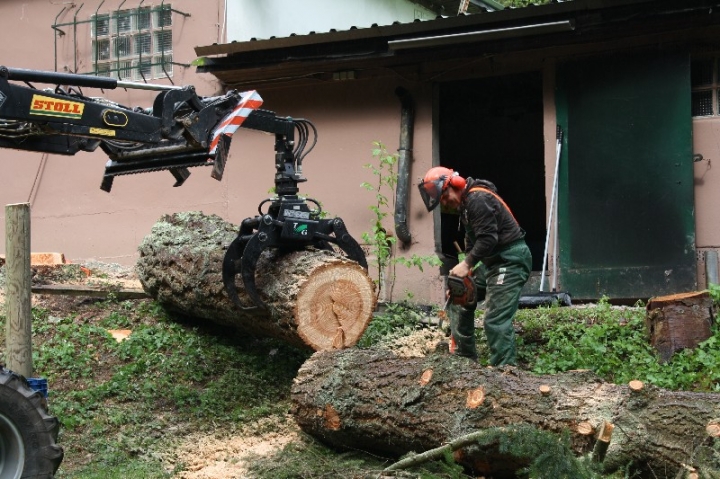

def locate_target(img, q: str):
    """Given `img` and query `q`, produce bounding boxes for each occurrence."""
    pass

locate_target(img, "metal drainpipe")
[707,250,719,286]
[394,87,414,246]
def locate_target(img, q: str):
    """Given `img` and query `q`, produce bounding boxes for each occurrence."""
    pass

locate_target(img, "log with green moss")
[136,211,375,351]
[291,347,720,478]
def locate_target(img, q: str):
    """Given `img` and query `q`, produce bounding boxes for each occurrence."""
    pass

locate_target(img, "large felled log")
[136,211,375,350]
[291,348,720,478]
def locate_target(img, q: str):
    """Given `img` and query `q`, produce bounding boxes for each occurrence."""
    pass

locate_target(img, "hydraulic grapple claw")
[222,235,252,310]
[239,233,272,309]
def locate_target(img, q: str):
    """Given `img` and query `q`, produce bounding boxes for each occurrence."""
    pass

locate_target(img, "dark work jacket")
[460,178,525,267]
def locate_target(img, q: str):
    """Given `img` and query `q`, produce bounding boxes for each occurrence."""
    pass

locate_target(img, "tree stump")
[291,347,720,478]
[136,211,375,351]
[645,291,714,362]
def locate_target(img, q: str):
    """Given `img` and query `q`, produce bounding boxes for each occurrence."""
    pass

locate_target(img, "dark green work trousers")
[450,239,532,366]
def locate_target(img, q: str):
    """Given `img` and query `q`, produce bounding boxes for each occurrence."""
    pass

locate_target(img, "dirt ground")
[1,260,444,478]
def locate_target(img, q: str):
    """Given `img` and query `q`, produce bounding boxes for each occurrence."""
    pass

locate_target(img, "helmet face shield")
[418,176,446,212]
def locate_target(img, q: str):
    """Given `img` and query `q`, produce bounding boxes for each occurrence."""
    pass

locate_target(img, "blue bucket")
[26,378,49,398]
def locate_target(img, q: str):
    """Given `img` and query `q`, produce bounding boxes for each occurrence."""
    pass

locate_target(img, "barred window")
[91,5,173,81]
[691,56,720,117]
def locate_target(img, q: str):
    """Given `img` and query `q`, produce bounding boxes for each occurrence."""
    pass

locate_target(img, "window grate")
[91,4,173,80]
[691,56,720,117]
[692,91,713,117]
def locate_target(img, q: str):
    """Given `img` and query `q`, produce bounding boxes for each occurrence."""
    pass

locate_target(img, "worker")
[418,166,532,366]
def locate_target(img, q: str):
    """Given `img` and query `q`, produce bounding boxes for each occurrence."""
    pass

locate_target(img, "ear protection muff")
[448,172,466,190]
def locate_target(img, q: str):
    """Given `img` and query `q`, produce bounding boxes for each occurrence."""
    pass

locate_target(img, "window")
[91,5,173,81]
[691,56,720,117]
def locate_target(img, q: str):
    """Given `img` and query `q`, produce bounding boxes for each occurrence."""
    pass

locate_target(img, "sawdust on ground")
[166,330,447,478]
[164,416,303,479]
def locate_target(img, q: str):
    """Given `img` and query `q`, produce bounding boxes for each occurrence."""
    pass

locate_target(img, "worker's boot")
[451,305,478,361]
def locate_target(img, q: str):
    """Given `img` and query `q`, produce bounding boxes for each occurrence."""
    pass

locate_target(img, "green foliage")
[708,282,720,307]
[67,460,172,479]
[519,300,720,392]
[361,141,400,291]
[0,294,311,477]
[475,425,599,479]
[361,141,441,298]
[358,297,720,393]
[498,0,552,7]
[246,434,469,479]
[357,301,428,348]
[5,267,720,477]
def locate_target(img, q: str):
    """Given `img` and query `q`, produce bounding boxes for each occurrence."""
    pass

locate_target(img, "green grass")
[0,291,310,477]
[2,270,720,477]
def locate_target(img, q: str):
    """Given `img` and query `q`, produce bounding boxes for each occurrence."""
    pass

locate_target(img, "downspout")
[394,87,414,246]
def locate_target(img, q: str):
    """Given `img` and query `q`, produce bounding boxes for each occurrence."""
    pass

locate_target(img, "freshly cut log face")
[295,263,375,350]
[136,211,375,351]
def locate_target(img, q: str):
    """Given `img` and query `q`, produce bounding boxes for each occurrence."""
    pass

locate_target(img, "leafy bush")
[517,300,720,392]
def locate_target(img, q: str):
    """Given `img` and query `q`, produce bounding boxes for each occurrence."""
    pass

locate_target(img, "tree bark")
[291,347,720,478]
[645,291,714,362]
[136,211,375,351]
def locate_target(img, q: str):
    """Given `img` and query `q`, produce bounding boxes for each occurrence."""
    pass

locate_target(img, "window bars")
[51,1,189,82]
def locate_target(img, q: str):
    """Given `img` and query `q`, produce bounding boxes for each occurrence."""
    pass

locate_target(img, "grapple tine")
[222,236,255,310]
[240,234,268,309]
[331,218,368,269]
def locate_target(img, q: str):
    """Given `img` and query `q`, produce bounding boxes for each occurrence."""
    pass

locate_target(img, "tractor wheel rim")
[0,411,24,479]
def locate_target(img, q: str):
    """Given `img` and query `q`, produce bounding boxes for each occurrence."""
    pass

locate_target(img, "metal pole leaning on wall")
[706,250,719,286]
[5,203,33,378]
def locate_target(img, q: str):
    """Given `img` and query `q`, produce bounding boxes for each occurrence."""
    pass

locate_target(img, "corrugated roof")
[194,0,720,88]
[195,1,602,58]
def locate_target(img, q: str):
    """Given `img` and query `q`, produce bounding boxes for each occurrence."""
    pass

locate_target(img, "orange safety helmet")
[418,166,466,211]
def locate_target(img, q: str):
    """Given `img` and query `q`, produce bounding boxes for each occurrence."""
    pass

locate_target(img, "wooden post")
[5,203,33,378]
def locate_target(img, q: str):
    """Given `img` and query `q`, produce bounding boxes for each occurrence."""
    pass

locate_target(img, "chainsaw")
[447,274,475,306]
[437,273,475,332]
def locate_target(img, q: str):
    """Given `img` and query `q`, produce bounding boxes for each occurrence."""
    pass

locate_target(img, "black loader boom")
[0,65,261,191]
[0,65,367,309]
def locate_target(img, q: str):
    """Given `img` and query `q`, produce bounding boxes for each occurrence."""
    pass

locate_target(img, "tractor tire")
[0,367,63,479]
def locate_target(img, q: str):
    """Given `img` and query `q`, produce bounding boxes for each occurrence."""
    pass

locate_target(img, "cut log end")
[324,404,341,431]
[576,422,594,436]
[598,421,614,443]
[466,387,485,408]
[419,369,433,386]
[706,422,720,437]
[295,262,375,351]
[628,380,644,392]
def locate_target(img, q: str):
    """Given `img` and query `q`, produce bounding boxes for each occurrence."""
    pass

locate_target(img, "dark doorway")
[437,72,546,271]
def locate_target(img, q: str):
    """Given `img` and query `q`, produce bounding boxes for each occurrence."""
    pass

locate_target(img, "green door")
[556,50,696,300]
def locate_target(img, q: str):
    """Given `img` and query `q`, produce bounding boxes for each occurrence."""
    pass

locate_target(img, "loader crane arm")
[0,66,367,309]
[0,65,263,191]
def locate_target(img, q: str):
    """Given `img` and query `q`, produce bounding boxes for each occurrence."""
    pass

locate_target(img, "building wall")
[692,118,720,286]
[226,0,436,42]
[0,0,445,304]
[2,0,719,305]
[0,0,233,263]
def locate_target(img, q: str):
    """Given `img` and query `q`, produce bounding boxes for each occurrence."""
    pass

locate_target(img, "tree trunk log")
[136,211,375,351]
[291,347,720,478]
